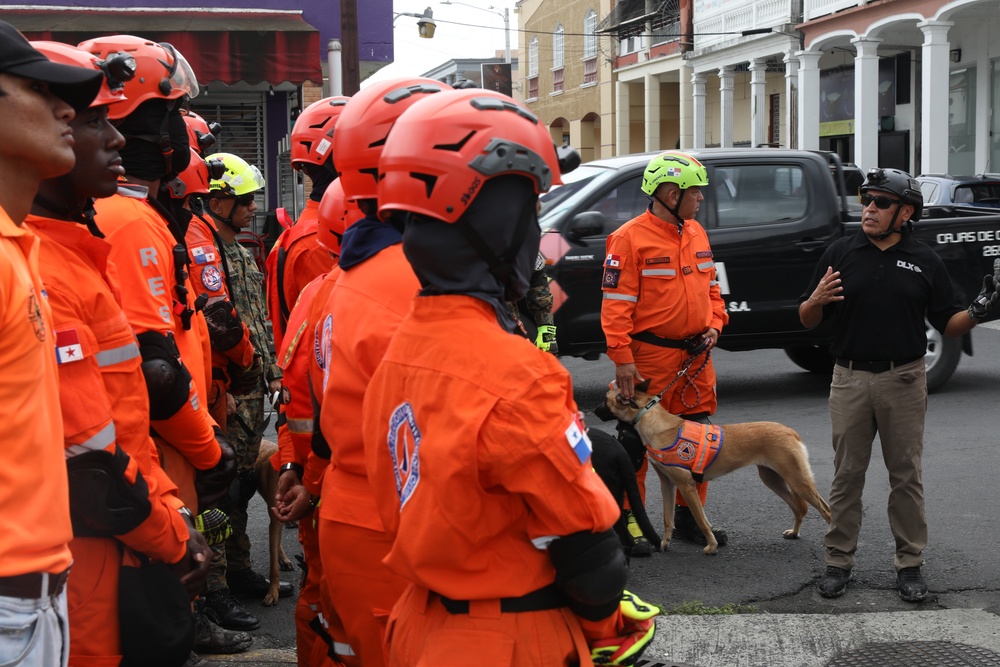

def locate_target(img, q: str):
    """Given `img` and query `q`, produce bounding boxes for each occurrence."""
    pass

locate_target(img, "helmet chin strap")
[653,189,686,234]
[870,208,903,241]
[206,202,241,234]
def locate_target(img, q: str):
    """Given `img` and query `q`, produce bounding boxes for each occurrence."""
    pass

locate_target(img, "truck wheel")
[783,346,834,375]
[925,321,961,393]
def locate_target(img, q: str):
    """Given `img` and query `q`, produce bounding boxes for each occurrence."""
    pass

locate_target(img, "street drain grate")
[826,641,1000,666]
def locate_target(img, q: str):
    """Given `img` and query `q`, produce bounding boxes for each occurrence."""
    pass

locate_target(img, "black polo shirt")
[801,230,963,362]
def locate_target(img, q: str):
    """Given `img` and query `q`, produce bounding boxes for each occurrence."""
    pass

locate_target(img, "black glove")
[228,355,263,396]
[968,271,999,322]
[195,428,237,511]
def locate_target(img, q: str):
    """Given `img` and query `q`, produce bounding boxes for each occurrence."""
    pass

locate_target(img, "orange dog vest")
[645,421,723,482]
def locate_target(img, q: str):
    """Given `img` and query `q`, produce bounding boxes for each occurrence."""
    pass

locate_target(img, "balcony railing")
[693,0,794,50]
[552,68,564,93]
[583,57,597,84]
[527,76,538,99]
[804,0,862,20]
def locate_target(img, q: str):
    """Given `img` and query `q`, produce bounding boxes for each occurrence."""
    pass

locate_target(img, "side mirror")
[566,211,606,241]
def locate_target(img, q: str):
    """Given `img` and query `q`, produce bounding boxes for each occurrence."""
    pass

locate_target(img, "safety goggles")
[860,193,900,209]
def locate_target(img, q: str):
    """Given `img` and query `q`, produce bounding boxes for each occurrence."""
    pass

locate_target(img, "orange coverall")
[94,187,220,510]
[314,242,419,667]
[601,209,728,504]
[186,211,255,424]
[28,215,190,666]
[275,271,344,667]
[266,200,335,353]
[363,295,622,666]
[0,210,73,582]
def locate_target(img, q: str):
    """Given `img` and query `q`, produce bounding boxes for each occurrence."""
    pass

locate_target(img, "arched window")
[553,24,564,70]
[527,36,539,99]
[584,10,597,59]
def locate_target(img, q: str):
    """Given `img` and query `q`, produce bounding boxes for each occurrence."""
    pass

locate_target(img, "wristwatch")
[279,462,304,478]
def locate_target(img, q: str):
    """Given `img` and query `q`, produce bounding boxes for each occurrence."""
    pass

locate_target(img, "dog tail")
[620,455,661,548]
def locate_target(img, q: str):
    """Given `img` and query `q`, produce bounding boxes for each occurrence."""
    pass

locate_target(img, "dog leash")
[652,342,713,412]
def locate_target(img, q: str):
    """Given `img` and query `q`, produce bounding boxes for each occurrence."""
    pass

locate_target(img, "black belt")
[835,356,922,374]
[0,568,70,599]
[436,584,566,614]
[633,330,690,349]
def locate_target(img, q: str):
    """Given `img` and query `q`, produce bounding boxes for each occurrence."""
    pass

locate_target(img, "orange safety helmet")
[78,35,198,120]
[377,89,561,224]
[30,40,134,109]
[181,109,219,156]
[291,96,350,170]
[317,178,363,255]
[164,149,226,199]
[333,77,445,202]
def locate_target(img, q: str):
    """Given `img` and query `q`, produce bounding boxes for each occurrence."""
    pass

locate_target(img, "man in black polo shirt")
[799,167,998,602]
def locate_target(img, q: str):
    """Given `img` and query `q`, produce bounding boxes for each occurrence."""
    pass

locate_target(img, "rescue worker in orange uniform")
[363,87,659,666]
[601,151,729,554]
[0,21,102,665]
[171,146,257,427]
[78,34,236,516]
[266,96,349,353]
[312,76,446,667]
[273,177,362,667]
[26,41,213,666]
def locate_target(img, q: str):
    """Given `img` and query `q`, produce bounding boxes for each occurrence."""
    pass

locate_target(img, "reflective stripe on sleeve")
[696,261,715,271]
[65,422,117,457]
[96,342,140,367]
[641,268,676,277]
[603,293,638,302]
[287,418,313,435]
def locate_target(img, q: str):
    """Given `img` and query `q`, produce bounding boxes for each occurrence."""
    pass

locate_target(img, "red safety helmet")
[164,149,226,199]
[333,77,445,202]
[291,96,350,170]
[317,178,363,255]
[181,110,219,156]
[78,35,198,120]
[30,40,134,108]
[377,89,562,224]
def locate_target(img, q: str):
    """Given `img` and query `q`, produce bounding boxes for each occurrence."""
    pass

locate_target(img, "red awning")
[4,8,322,86]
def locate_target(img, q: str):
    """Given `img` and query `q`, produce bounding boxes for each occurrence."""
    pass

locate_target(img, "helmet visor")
[161,43,199,99]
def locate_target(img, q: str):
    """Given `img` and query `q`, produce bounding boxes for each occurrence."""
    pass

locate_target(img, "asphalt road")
[228,323,1000,662]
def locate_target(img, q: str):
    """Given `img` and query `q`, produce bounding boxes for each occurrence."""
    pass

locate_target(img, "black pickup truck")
[537,149,1000,392]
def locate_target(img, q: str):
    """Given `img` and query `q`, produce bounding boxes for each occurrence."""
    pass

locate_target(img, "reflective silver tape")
[287,418,314,434]
[696,261,715,271]
[603,293,638,302]
[641,268,676,277]
[96,342,140,367]
[65,422,116,456]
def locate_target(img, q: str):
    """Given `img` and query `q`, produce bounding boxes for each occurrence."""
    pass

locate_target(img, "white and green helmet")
[640,151,709,196]
[205,152,265,197]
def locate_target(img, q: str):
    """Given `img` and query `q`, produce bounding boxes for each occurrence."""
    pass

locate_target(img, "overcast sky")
[364,0,520,86]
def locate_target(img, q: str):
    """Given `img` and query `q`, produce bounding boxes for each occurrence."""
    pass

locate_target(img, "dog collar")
[631,395,662,426]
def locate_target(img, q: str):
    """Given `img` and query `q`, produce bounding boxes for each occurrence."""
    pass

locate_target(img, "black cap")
[0,20,102,111]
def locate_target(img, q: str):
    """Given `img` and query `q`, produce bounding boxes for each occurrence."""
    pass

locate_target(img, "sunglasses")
[860,193,900,209]
[232,193,256,207]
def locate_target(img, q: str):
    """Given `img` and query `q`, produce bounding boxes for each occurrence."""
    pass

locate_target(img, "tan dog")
[254,439,295,605]
[596,383,831,555]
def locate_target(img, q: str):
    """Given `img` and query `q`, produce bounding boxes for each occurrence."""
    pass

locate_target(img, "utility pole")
[341,0,360,95]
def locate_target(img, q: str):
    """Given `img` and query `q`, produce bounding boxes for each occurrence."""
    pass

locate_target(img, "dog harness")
[645,421,723,483]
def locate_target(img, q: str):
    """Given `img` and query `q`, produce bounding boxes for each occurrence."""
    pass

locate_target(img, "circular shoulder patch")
[201,265,224,292]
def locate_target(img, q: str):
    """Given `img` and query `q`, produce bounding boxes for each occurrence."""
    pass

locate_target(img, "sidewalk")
[645,608,1000,667]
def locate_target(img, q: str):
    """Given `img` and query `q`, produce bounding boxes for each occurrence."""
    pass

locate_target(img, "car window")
[956,183,1000,205]
[918,181,940,205]
[715,164,808,228]
[592,175,646,234]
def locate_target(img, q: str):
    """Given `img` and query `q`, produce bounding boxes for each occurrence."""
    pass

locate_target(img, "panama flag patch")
[191,245,216,265]
[56,329,84,364]
[667,167,682,177]
[605,253,621,268]
[565,413,592,464]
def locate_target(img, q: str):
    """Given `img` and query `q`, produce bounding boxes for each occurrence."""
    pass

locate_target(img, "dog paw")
[660,539,671,552]
[262,593,279,607]
[782,529,800,539]
[702,544,719,555]
[279,559,295,572]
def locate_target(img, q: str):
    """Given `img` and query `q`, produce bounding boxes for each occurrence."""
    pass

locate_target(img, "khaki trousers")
[825,358,928,571]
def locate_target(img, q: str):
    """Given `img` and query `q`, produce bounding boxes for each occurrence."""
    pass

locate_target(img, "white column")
[679,61,693,150]
[645,73,661,152]
[918,20,952,175]
[692,71,707,149]
[616,80,631,155]
[797,50,822,151]
[719,66,735,148]
[750,59,767,148]
[852,37,881,172]
[784,52,799,149]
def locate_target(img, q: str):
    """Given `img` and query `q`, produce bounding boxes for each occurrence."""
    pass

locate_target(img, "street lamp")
[393,7,437,39]
[440,1,510,64]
